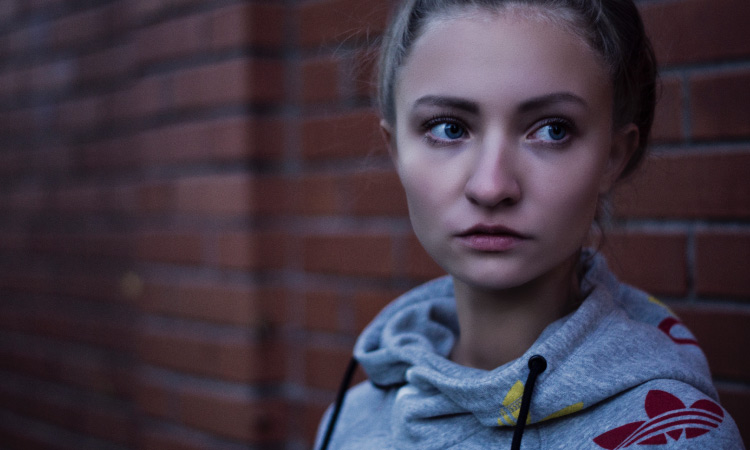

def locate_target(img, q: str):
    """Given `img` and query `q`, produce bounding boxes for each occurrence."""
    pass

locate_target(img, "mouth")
[455,224,529,252]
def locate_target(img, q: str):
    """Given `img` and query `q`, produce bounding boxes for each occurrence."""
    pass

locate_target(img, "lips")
[455,224,529,252]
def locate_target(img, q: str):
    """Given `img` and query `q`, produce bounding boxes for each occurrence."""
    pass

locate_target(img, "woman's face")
[387,9,636,292]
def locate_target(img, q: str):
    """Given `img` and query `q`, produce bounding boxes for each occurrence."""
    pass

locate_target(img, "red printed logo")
[657,317,699,346]
[593,390,724,449]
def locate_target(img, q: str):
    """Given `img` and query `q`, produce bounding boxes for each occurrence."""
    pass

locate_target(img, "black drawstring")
[318,357,359,450]
[510,355,547,450]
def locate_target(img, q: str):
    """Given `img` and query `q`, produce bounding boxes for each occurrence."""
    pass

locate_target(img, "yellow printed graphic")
[497,380,584,426]
[648,296,675,315]
[497,380,524,426]
[541,402,584,422]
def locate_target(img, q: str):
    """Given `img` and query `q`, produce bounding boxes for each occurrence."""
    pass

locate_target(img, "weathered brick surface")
[603,232,688,297]
[1,0,748,448]
[613,151,750,219]
[695,232,750,298]
[691,69,750,140]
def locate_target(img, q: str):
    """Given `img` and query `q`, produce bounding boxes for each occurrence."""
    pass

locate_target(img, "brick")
[211,3,286,50]
[125,0,171,22]
[695,231,750,298]
[303,402,328,447]
[303,290,341,332]
[691,70,750,140]
[30,232,138,262]
[55,95,105,130]
[641,0,750,66]
[301,56,340,104]
[0,3,18,25]
[27,59,75,93]
[301,110,384,160]
[28,0,67,9]
[0,423,67,450]
[19,306,132,352]
[0,378,133,444]
[79,43,133,85]
[295,173,342,215]
[674,306,750,381]
[0,342,131,398]
[303,233,393,277]
[304,345,353,390]
[137,118,256,166]
[180,391,286,443]
[717,385,750,446]
[138,428,205,450]
[135,379,173,419]
[602,232,688,297]
[138,181,175,212]
[650,76,683,143]
[139,281,286,326]
[0,232,26,251]
[134,231,203,265]
[0,270,124,304]
[254,176,289,215]
[347,169,408,216]
[107,75,166,121]
[50,185,102,212]
[5,22,49,54]
[353,288,402,332]
[173,173,253,215]
[613,151,750,219]
[298,0,389,48]
[0,68,19,97]
[250,116,285,160]
[405,234,445,280]
[138,329,285,382]
[80,136,141,169]
[1,187,47,212]
[217,231,286,270]
[136,13,208,65]
[52,5,117,48]
[172,58,284,109]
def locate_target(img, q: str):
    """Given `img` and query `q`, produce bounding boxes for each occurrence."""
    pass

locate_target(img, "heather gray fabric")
[316,252,745,449]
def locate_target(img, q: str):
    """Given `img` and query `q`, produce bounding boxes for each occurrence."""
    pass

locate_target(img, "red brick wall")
[0,0,747,448]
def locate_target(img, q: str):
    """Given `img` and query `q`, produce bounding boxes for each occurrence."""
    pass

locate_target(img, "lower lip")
[456,234,525,252]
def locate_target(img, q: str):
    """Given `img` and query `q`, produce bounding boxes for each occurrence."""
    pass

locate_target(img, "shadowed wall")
[0,0,748,448]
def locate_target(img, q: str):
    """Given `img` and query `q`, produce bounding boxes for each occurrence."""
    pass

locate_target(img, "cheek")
[538,160,605,230]
[399,166,441,222]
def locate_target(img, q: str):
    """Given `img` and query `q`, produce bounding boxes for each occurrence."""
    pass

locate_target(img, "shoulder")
[586,379,745,449]
[315,381,396,450]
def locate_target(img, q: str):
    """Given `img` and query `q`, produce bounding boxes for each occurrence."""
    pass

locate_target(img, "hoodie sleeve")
[588,380,745,450]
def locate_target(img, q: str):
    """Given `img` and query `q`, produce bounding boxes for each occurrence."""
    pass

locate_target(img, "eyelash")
[419,115,577,147]
[421,115,469,146]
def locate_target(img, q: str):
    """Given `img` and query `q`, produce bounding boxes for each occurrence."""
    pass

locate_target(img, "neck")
[450,255,580,371]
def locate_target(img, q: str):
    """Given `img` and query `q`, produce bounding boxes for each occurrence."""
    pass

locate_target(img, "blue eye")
[430,122,466,140]
[529,121,572,143]
[540,124,567,141]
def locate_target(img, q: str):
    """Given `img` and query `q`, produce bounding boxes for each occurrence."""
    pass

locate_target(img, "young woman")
[316,0,744,448]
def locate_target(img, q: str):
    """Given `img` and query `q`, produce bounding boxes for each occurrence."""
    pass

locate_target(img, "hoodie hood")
[353,252,717,435]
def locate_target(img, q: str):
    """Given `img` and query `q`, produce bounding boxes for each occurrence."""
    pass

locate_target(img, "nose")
[464,139,521,208]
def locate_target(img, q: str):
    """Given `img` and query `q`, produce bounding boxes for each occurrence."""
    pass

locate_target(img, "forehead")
[395,6,611,113]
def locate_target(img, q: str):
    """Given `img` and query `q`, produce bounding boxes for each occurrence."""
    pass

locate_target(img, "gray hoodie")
[316,252,744,449]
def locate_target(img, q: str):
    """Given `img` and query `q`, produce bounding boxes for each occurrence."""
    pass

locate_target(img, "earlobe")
[601,123,639,192]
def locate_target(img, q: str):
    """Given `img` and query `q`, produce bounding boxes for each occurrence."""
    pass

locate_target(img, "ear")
[380,119,396,160]
[600,123,639,193]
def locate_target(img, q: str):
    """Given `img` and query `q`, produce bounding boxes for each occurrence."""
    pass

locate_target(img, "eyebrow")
[518,92,589,113]
[412,92,588,116]
[413,95,480,114]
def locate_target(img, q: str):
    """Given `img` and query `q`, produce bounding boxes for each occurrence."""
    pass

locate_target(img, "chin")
[451,265,541,293]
